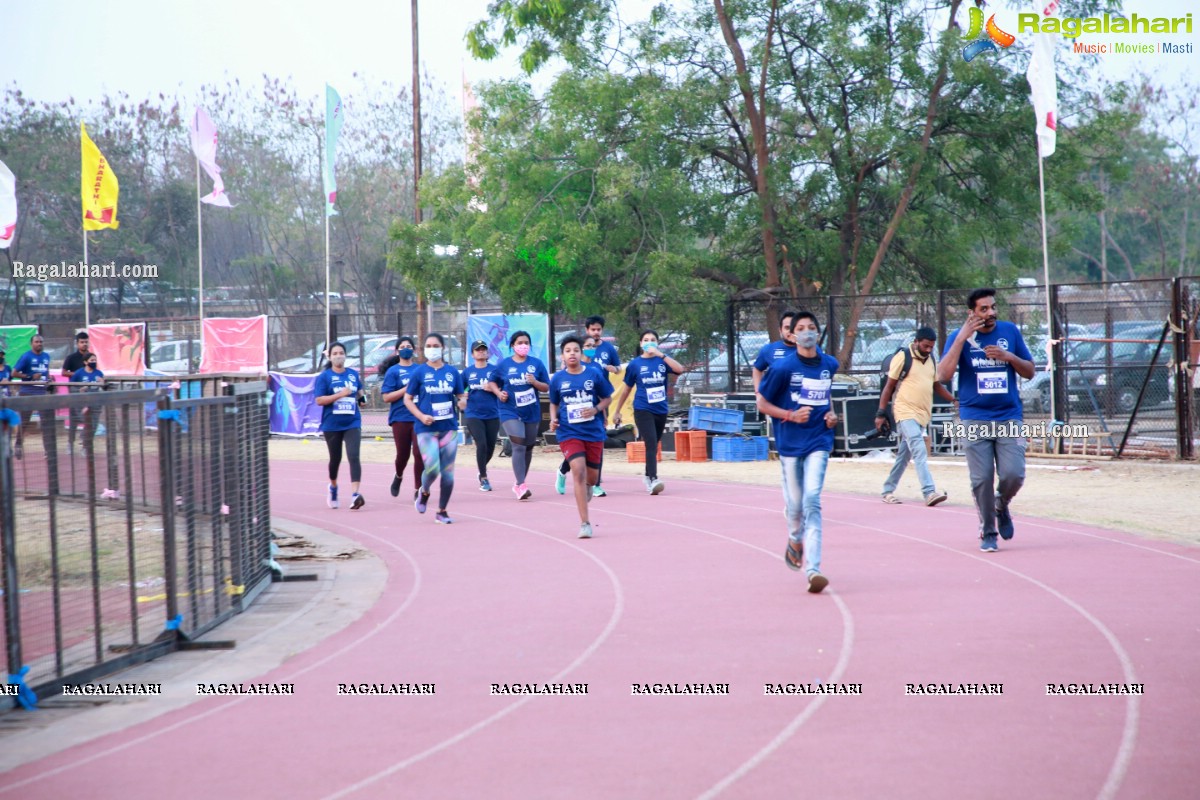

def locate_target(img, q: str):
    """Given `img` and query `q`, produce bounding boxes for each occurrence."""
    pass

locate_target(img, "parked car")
[1021,327,1170,415]
[676,332,770,393]
[148,339,201,374]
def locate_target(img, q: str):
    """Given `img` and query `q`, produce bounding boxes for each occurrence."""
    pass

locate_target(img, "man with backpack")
[877,327,957,506]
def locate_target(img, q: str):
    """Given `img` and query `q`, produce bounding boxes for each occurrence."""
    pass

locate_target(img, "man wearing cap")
[878,327,957,506]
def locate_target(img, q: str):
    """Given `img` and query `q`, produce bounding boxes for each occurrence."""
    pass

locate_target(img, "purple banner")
[269,372,323,436]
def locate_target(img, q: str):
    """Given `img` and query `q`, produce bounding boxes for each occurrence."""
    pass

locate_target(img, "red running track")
[2,459,1199,799]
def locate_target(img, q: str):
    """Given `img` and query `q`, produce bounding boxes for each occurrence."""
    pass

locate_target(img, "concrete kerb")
[0,518,386,772]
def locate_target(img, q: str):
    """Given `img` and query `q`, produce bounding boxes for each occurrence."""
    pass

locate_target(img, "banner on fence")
[269,372,323,436]
[0,324,39,366]
[467,313,550,366]
[87,322,146,375]
[200,315,267,373]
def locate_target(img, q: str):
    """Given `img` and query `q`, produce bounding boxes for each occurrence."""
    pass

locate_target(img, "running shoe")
[642,476,652,492]
[996,495,1015,540]
[649,478,665,496]
[351,493,365,510]
[390,474,401,497]
[327,484,339,509]
[435,511,453,524]
[807,571,829,594]
[924,490,947,507]
[578,522,593,539]
[980,533,999,553]
[415,490,430,514]
[556,472,567,495]
[480,477,492,492]
[591,485,606,498]
[517,483,532,500]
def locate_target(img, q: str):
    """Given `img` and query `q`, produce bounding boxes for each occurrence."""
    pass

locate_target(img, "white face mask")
[330,354,346,368]
[424,347,443,361]
[796,330,819,349]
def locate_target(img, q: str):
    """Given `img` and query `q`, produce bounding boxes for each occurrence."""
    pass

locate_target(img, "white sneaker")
[578,522,593,539]
[649,478,665,495]
[643,476,653,491]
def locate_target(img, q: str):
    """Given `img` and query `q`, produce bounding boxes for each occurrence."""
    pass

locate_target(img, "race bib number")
[431,401,453,420]
[333,397,356,415]
[515,388,537,407]
[795,377,832,406]
[645,385,667,404]
[566,402,590,424]
[976,372,1009,395]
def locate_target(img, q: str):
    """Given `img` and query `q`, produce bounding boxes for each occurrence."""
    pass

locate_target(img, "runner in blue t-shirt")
[555,333,610,496]
[380,336,425,500]
[584,317,620,496]
[69,356,105,452]
[12,333,53,459]
[549,334,613,539]
[404,333,467,524]
[937,288,1035,553]
[752,309,799,391]
[462,339,503,492]
[756,311,840,594]
[489,330,550,501]
[314,342,365,510]
[612,329,684,495]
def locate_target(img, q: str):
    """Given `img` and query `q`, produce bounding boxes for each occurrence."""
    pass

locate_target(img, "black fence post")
[0,407,23,681]
[1049,284,1065,439]
[725,299,737,393]
[157,396,180,628]
[826,296,838,358]
[1172,277,1194,460]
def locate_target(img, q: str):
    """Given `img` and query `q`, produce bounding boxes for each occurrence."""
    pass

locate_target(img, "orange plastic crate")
[625,441,663,463]
[674,430,708,462]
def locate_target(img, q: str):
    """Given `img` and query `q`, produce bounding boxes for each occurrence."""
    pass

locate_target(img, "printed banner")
[268,372,323,436]
[466,313,550,367]
[88,322,146,376]
[0,324,39,367]
[81,122,120,230]
[199,315,267,374]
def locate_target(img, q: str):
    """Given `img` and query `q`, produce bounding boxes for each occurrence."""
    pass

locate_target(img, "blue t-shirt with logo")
[381,362,420,424]
[71,368,105,390]
[592,341,621,373]
[948,321,1032,422]
[463,364,500,420]
[314,368,362,432]
[405,363,466,434]
[757,352,840,458]
[549,368,613,443]
[493,356,550,424]
[754,339,792,372]
[14,351,51,395]
[622,356,673,415]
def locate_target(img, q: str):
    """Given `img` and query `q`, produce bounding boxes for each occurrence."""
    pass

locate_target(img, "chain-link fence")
[0,379,274,705]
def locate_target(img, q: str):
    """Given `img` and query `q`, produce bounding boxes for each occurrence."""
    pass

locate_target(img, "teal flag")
[323,85,343,217]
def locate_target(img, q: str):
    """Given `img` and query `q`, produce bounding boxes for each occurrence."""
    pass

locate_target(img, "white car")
[148,339,201,374]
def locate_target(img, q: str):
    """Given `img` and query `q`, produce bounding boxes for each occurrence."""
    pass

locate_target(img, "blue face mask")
[583,348,596,358]
[641,341,656,352]
[397,348,414,359]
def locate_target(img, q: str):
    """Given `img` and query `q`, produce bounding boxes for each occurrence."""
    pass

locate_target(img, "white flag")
[1026,4,1058,158]
[190,107,233,207]
[0,159,16,249]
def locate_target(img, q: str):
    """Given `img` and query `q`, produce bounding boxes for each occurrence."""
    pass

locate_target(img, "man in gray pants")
[937,289,1035,552]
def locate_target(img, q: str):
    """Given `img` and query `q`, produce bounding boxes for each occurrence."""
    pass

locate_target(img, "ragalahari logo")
[962,5,1017,61]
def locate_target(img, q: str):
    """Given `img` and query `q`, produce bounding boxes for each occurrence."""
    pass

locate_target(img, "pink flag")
[0,159,16,248]
[1026,3,1058,158]
[190,107,233,207]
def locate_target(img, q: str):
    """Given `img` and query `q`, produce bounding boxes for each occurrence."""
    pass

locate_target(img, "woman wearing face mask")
[489,330,550,500]
[403,334,466,523]
[315,342,365,510]
[462,340,503,492]
[555,334,607,495]
[612,330,684,495]
[755,311,840,594]
[380,336,426,500]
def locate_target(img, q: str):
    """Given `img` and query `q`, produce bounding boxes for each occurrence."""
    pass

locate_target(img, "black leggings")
[634,410,667,480]
[325,427,362,482]
[465,416,500,478]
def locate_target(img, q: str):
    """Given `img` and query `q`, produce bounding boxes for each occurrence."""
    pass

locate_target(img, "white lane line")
[0,514,422,795]
[324,508,625,800]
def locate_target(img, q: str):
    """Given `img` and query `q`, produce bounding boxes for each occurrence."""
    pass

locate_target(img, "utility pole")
[413,0,427,344]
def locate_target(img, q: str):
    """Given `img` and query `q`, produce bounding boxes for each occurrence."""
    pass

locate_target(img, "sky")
[4,0,1197,141]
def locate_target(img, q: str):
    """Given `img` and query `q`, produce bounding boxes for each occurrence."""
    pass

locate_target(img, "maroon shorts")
[559,438,603,467]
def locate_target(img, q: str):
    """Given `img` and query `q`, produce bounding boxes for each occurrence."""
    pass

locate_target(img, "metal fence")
[0,379,274,706]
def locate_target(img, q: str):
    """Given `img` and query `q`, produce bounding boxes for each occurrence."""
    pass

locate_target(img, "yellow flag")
[81,122,119,230]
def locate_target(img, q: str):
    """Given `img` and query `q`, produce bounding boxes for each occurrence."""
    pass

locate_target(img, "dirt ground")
[270,437,1198,546]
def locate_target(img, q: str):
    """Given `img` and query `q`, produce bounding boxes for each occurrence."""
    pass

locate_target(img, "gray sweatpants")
[962,424,1026,537]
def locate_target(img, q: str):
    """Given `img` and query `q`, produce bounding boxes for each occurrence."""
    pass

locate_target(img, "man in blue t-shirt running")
[937,288,1035,553]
